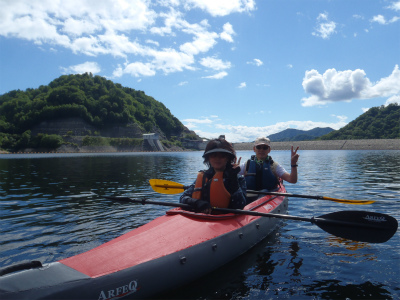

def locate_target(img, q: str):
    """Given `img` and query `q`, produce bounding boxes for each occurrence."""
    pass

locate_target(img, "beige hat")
[254,137,270,146]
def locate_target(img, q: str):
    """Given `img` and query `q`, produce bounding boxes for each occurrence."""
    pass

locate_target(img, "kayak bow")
[0,186,289,300]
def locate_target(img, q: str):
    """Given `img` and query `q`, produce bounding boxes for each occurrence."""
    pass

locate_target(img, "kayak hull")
[0,189,288,300]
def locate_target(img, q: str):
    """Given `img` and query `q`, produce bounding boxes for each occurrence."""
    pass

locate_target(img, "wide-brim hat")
[202,148,235,158]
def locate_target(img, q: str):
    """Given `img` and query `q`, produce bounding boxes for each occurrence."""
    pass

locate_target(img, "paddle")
[149,179,190,195]
[149,179,375,205]
[105,196,398,243]
[246,190,376,205]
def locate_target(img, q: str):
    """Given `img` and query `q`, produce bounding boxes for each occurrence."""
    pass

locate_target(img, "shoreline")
[233,139,400,151]
[1,139,399,154]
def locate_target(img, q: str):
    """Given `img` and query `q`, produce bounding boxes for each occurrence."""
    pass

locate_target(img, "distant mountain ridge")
[268,127,334,142]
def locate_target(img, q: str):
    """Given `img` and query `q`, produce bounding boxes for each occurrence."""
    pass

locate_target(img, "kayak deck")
[61,192,285,278]
[1,186,288,300]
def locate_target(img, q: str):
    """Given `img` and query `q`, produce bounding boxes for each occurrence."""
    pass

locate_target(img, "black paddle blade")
[313,211,398,243]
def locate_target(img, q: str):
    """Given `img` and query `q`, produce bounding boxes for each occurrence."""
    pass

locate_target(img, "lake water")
[1,150,399,300]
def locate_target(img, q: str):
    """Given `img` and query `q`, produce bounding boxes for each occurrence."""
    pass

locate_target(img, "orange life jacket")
[192,171,231,208]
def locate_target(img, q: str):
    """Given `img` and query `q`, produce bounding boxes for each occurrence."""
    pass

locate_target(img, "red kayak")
[0,185,288,300]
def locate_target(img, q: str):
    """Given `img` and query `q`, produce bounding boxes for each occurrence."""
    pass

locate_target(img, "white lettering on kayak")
[265,204,273,211]
[363,215,387,223]
[98,280,139,300]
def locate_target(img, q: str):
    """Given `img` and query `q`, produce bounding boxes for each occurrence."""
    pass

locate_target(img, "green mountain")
[0,73,199,151]
[269,127,334,142]
[318,103,400,140]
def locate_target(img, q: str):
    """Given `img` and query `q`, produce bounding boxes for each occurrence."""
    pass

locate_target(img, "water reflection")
[287,242,303,280]
[324,236,377,263]
[302,280,391,299]
[1,150,399,299]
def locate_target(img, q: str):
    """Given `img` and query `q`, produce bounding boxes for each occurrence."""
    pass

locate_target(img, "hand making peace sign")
[291,146,299,165]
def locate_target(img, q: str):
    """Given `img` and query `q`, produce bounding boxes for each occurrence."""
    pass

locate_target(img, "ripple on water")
[0,151,399,299]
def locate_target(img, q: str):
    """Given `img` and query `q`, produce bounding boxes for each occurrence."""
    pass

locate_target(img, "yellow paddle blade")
[149,179,185,194]
[322,197,375,205]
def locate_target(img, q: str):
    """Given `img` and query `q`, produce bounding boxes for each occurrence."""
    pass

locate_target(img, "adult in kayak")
[239,137,299,192]
[180,138,247,213]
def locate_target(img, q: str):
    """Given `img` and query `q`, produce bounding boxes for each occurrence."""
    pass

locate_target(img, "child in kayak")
[180,138,247,214]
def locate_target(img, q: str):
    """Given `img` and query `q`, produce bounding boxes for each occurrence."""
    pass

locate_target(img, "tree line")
[0,73,188,151]
[1,73,398,151]
[318,103,399,140]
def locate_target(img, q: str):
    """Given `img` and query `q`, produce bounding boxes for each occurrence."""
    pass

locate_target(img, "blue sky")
[1,0,399,142]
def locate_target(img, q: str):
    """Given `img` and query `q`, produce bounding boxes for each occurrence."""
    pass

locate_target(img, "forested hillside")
[0,73,184,136]
[0,73,198,151]
[1,73,398,152]
[318,103,399,140]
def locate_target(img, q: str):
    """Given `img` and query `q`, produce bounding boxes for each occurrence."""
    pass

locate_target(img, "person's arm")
[179,181,212,213]
[179,183,196,205]
[229,176,247,209]
[280,146,299,183]
[280,167,297,183]
[223,164,247,209]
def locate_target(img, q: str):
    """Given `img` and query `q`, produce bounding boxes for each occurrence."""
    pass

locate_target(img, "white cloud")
[112,66,124,78]
[178,81,188,86]
[361,107,370,113]
[179,20,219,56]
[115,49,196,77]
[114,62,156,77]
[188,116,348,143]
[312,12,337,39]
[111,45,196,77]
[364,65,400,98]
[371,14,400,24]
[387,1,400,11]
[371,1,400,25]
[202,71,228,79]
[256,83,270,87]
[220,22,235,42]
[183,118,215,124]
[301,65,400,106]
[61,61,101,74]
[353,14,364,20]
[238,82,246,88]
[0,0,253,79]
[200,57,231,70]
[150,48,195,74]
[371,15,387,24]
[149,7,183,36]
[385,94,400,106]
[247,58,263,66]
[184,0,256,17]
[182,117,214,128]
[62,18,100,37]
[391,16,400,22]
[146,39,160,46]
[360,97,399,113]
[0,0,155,44]
[317,13,328,21]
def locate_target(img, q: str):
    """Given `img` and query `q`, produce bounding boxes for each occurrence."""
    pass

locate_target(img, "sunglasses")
[256,145,270,150]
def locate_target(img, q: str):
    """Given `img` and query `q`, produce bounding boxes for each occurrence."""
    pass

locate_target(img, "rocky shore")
[233,139,400,151]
